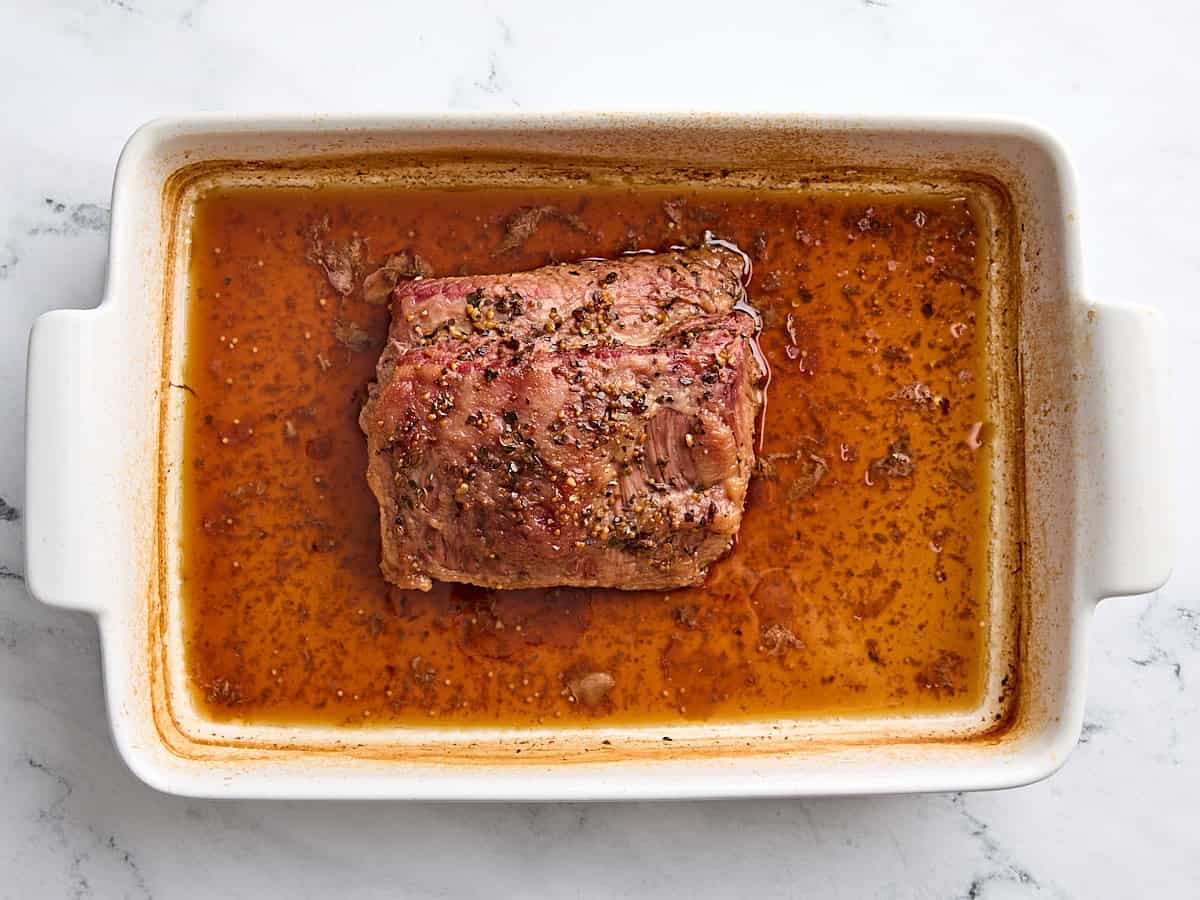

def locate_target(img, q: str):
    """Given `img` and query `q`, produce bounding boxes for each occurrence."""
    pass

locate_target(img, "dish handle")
[1081,301,1173,600]
[24,309,113,616]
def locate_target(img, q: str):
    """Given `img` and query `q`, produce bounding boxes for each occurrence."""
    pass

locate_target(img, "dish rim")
[23,112,1172,799]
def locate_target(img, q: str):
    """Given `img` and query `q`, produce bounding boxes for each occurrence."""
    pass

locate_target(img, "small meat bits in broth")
[182,184,991,727]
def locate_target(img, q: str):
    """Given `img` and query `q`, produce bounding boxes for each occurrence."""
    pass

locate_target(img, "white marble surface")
[2,0,1198,896]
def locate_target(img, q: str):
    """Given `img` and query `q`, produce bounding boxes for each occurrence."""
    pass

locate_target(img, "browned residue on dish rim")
[151,148,1027,765]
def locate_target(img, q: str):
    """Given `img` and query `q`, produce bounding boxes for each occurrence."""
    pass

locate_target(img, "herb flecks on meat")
[360,246,764,592]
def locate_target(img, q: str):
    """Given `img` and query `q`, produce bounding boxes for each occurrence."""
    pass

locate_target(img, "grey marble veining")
[2,0,1198,896]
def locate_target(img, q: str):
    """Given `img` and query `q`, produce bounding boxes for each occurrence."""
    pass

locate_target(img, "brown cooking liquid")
[182,185,989,727]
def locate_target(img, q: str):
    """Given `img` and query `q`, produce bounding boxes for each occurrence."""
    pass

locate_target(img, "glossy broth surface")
[182,183,990,726]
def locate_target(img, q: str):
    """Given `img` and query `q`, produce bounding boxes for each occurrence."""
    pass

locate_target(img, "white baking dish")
[24,114,1172,799]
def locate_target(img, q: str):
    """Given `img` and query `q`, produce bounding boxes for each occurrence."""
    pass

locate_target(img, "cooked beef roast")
[360,245,765,591]
[389,247,745,349]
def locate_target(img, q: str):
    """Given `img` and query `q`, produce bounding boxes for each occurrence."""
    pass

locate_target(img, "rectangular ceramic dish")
[24,114,1172,799]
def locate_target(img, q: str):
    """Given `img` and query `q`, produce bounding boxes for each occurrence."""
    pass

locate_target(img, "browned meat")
[360,246,764,592]
[389,247,744,349]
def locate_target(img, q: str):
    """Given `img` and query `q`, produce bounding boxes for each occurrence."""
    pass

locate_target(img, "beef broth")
[181,183,991,727]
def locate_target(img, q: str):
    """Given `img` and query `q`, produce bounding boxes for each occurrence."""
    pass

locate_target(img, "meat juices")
[184,186,993,727]
[360,246,766,591]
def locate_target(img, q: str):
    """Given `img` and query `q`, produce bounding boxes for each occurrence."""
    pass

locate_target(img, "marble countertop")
[2,1,1197,896]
